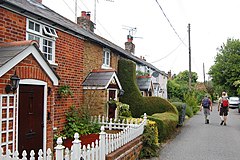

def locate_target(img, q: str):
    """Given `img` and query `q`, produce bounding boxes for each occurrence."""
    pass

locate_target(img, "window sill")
[101,65,112,69]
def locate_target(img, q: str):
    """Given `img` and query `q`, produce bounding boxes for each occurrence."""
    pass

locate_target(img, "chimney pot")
[127,35,133,42]
[86,13,91,20]
[36,0,42,3]
[81,11,87,17]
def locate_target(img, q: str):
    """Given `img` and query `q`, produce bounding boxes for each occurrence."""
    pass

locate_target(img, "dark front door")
[108,90,116,118]
[18,84,44,155]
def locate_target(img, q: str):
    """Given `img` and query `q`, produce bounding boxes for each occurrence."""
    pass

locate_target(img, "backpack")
[221,98,229,107]
[202,97,210,108]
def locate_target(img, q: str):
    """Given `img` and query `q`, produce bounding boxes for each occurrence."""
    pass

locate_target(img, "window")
[26,19,57,64]
[102,48,111,68]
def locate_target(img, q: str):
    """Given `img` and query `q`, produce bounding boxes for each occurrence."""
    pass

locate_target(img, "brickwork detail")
[106,136,143,160]
[0,8,26,43]
[83,89,107,116]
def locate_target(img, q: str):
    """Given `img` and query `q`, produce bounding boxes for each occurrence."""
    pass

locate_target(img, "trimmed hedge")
[118,58,178,117]
[148,112,178,143]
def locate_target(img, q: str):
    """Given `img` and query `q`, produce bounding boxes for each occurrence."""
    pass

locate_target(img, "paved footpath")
[151,103,240,160]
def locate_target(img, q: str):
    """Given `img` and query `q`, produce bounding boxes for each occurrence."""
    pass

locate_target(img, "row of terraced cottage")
[0,0,169,159]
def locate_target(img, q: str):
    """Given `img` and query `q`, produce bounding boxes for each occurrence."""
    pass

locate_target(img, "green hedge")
[148,112,178,143]
[140,120,159,158]
[118,58,178,117]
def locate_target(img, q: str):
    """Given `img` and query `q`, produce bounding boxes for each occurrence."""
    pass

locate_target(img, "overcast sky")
[42,0,240,82]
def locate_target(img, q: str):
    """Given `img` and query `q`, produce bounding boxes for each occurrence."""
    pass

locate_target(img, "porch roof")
[0,40,60,85]
[82,70,122,90]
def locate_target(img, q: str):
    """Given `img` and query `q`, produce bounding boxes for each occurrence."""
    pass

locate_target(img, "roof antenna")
[122,25,143,40]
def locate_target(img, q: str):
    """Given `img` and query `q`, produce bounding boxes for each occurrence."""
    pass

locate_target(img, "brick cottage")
[0,0,167,158]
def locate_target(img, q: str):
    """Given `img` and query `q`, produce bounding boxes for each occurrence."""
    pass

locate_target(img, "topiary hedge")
[118,58,178,117]
[148,112,178,143]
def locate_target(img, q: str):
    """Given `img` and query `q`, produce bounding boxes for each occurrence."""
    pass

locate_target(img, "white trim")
[0,45,58,85]
[105,72,122,90]
[18,79,48,158]
[83,86,105,90]
[0,94,16,153]
[43,25,58,38]
[102,48,111,67]
[26,18,57,64]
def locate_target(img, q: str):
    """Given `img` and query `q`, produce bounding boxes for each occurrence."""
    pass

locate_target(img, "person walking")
[200,95,212,124]
[218,91,229,126]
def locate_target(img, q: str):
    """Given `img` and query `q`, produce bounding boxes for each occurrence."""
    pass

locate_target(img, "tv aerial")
[122,25,143,39]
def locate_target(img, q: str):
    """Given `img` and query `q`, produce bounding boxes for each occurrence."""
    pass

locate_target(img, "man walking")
[200,95,212,124]
[218,92,229,126]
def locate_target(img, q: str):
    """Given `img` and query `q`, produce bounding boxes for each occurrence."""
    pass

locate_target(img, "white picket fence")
[0,113,147,160]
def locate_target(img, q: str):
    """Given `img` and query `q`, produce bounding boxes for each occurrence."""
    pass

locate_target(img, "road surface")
[155,103,240,160]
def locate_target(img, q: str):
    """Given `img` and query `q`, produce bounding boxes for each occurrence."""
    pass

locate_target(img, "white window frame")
[102,48,111,69]
[26,19,57,65]
[0,94,16,154]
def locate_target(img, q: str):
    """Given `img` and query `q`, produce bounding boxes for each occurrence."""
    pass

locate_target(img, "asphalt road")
[155,103,240,160]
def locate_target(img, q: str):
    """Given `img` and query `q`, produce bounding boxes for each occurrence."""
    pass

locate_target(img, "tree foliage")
[167,70,198,100]
[209,38,240,96]
[174,70,198,84]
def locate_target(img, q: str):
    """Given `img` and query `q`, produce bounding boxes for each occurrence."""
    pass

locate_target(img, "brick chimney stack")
[36,0,42,3]
[125,35,135,54]
[77,11,95,32]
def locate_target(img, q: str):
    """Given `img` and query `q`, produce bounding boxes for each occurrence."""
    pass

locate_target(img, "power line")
[151,35,187,63]
[61,0,75,15]
[155,0,187,47]
[151,41,183,63]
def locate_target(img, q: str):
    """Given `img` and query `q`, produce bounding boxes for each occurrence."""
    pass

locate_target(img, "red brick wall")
[0,8,26,42]
[54,30,84,133]
[106,136,143,160]
[0,7,85,148]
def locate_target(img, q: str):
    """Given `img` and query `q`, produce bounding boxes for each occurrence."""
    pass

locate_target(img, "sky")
[42,0,240,82]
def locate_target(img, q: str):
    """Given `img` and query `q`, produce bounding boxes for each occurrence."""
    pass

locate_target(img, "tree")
[209,38,240,96]
[174,70,198,84]
[167,70,199,101]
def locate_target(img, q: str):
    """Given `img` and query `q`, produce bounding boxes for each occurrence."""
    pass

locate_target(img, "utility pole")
[188,23,192,91]
[203,62,206,85]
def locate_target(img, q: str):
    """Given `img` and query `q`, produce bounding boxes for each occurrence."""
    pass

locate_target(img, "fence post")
[143,113,147,125]
[72,133,81,160]
[54,137,65,160]
[99,126,106,160]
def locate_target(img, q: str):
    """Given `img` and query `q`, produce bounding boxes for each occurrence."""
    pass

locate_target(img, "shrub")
[140,121,159,158]
[63,106,100,138]
[118,58,178,117]
[148,112,178,143]
[185,104,194,118]
[184,92,199,115]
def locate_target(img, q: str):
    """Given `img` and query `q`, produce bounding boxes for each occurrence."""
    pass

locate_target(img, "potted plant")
[61,105,100,148]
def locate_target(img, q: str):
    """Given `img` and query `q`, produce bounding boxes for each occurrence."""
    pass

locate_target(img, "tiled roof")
[1,0,167,76]
[82,71,115,87]
[0,40,37,67]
